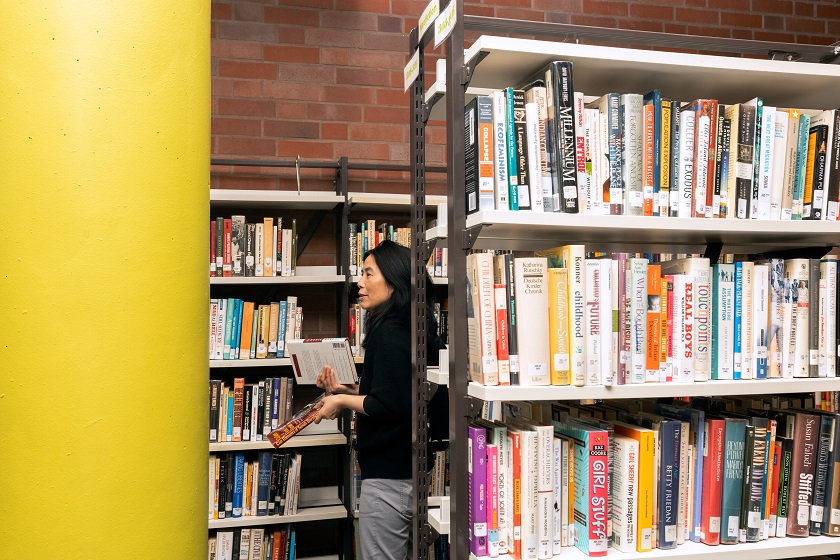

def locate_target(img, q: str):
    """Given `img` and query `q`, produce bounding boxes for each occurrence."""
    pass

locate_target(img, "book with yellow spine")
[548,267,571,385]
[612,421,654,552]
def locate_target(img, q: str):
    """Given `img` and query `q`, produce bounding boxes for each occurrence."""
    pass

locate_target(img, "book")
[468,252,499,385]
[786,411,820,536]
[514,257,550,386]
[542,60,579,213]
[468,425,488,556]
[287,338,356,385]
[265,392,327,448]
[547,267,571,386]
[611,434,639,552]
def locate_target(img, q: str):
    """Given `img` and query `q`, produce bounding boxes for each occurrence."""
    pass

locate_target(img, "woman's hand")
[314,394,345,424]
[316,366,359,395]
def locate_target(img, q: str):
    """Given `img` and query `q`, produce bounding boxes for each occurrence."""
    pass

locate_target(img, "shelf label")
[419,0,439,39]
[434,1,456,48]
[404,49,420,92]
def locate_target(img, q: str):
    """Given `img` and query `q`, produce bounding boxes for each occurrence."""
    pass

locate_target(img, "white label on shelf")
[810,349,819,365]
[777,516,787,536]
[640,528,651,549]
[404,49,420,92]
[257,343,267,355]
[629,190,643,207]
[755,346,768,359]
[509,354,519,373]
[772,351,782,364]
[233,262,241,274]
[482,355,498,374]
[216,257,223,267]
[727,516,739,538]
[739,528,746,541]
[665,525,677,542]
[246,256,254,267]
[433,1,455,48]
[265,258,272,269]
[255,264,263,276]
[658,191,669,209]
[474,522,487,537]
[554,353,569,371]
[748,510,761,528]
[210,263,217,273]
[798,504,809,525]
[210,428,217,441]
[831,509,840,524]
[709,516,720,533]
[258,500,267,510]
[563,185,576,199]
[643,185,653,200]
[811,505,824,521]
[419,0,439,38]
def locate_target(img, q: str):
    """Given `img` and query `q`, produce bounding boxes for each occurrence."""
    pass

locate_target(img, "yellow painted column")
[0,2,209,558]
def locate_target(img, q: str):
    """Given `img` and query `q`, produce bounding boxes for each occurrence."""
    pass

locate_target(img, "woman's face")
[357,254,393,311]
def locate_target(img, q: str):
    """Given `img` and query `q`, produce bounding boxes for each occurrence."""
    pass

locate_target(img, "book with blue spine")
[223,297,235,359]
[711,263,735,379]
[643,89,662,216]
[277,300,288,358]
[232,452,245,518]
[720,418,747,544]
[230,299,242,359]
[733,262,744,380]
[226,391,234,443]
[552,420,609,557]
[792,112,812,219]
[655,418,681,549]
[505,88,520,211]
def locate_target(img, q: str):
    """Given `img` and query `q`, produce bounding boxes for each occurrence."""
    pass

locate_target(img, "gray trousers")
[359,478,413,560]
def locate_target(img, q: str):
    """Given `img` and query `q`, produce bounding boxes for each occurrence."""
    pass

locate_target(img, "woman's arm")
[314,393,367,423]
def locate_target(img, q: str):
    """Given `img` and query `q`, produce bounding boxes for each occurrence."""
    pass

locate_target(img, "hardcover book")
[287,338,357,385]
[266,392,327,449]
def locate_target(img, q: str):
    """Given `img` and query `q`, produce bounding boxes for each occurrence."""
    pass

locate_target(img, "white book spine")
[217,299,227,360]
[629,258,648,384]
[676,422,689,544]
[693,104,710,218]
[254,223,264,277]
[678,108,696,218]
[623,93,645,215]
[574,91,588,213]
[610,259,620,385]
[564,247,587,385]
[209,456,217,519]
[515,258,550,385]
[492,90,510,211]
[585,259,602,386]
[786,259,811,377]
[209,299,219,359]
[824,258,838,377]
[281,229,293,277]
[693,262,712,382]
[770,110,789,220]
[249,528,264,560]
[520,430,539,560]
[756,106,777,220]
[673,274,695,383]
[740,261,755,380]
[611,435,639,553]
[600,259,614,386]
[560,438,570,547]
[533,424,553,559]
[753,264,770,377]
[477,252,499,384]
[525,102,545,213]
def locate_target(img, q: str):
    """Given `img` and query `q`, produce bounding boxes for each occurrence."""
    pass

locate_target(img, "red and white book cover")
[700,418,725,545]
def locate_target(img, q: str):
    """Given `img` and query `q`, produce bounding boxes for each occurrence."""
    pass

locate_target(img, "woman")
[314,240,445,560]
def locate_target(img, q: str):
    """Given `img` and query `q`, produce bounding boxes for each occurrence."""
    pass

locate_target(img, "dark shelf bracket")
[461,50,489,87]
[461,225,483,250]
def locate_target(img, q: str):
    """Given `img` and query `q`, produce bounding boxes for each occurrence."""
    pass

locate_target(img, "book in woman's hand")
[266,392,327,448]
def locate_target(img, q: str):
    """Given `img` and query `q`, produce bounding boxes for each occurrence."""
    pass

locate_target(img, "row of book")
[348,219,411,276]
[210,297,302,361]
[209,378,294,444]
[465,59,840,220]
[209,525,297,560]
[347,297,449,357]
[467,247,840,386]
[211,216,298,278]
[427,246,449,279]
[468,394,840,559]
[209,450,302,521]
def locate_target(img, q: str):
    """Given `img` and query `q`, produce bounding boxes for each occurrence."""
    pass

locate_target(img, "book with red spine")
[223,218,233,277]
[700,418,725,545]
[487,443,500,557]
[494,284,511,385]
[266,393,327,449]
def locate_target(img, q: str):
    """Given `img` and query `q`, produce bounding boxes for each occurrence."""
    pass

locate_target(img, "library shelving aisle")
[406,3,840,560]
[208,159,353,560]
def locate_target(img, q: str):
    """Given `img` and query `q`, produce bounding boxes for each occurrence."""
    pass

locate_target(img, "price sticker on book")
[831,509,840,524]
[554,353,569,371]
[798,504,809,525]
[727,516,739,538]
[665,525,676,542]
[811,505,824,522]
[748,511,761,528]
[709,517,720,533]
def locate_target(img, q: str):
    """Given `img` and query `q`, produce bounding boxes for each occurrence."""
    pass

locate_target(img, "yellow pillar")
[0,2,209,558]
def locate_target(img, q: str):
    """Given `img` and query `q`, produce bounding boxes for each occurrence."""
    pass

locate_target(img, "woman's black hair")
[362,240,444,351]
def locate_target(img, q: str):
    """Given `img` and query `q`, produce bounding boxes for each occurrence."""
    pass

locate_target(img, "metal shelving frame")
[407,3,840,559]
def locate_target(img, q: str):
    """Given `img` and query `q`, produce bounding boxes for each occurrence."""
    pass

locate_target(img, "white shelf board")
[452,36,840,111]
[464,210,840,253]
[210,189,343,210]
[210,357,291,368]
[471,535,840,560]
[428,507,450,536]
[208,502,345,529]
[427,366,449,387]
[430,276,448,285]
[348,192,447,213]
[425,225,447,246]
[209,431,346,452]
[425,79,496,121]
[211,275,344,285]
[468,376,840,402]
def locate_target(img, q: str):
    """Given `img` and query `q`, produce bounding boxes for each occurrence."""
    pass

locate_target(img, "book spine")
[565,246,586,386]
[690,99,711,218]
[231,215,245,276]
[622,93,644,216]
[768,259,786,377]
[464,98,480,214]
[757,105,776,220]
[641,94,657,216]
[232,452,245,518]
[659,421,680,549]
[754,264,770,379]
[551,61,579,213]
[223,218,233,277]
[700,419,725,545]
[747,425,767,542]
[711,264,735,380]
[787,413,819,536]
[606,93,624,215]
[492,90,510,211]
[525,101,545,213]
[810,414,835,535]
[677,104,696,218]
[628,258,647,384]
[505,88,520,211]
[487,444,500,557]
[585,259,602,386]
[515,258,550,386]
[513,90,532,210]
[600,259,614,386]
[469,426,488,556]
[810,259,821,377]
[776,436,793,536]
[611,435,639,552]
[494,284,511,385]
[792,112,812,220]
[547,268,571,386]
[478,95,495,212]
[825,109,840,221]
[504,254,520,385]
[735,104,757,219]
[645,264,662,383]
[734,263,744,379]
[720,420,746,544]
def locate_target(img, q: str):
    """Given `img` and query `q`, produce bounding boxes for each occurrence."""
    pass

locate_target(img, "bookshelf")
[208,159,353,559]
[407,4,840,560]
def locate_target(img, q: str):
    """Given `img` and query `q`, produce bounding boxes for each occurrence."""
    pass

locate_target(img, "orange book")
[507,429,522,559]
[266,392,327,448]
[262,217,274,277]
[659,276,668,383]
[239,301,254,360]
[645,264,661,382]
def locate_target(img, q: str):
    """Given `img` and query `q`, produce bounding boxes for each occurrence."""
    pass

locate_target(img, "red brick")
[722,11,763,29]
[583,1,629,16]
[618,19,665,32]
[216,176,277,190]
[685,25,730,38]
[233,3,262,22]
[334,142,391,161]
[349,124,406,142]
[816,4,840,19]
[307,103,363,123]
[794,1,815,17]
[347,50,406,70]
[732,28,754,40]
[795,34,834,46]
[763,15,785,30]
[264,45,320,64]
[708,0,749,8]
[264,7,319,26]
[321,48,350,66]
[785,17,826,34]
[675,7,719,24]
[391,0,433,16]
[629,4,674,19]
[306,28,363,49]
[277,63,335,84]
[276,27,306,45]
[569,14,619,28]
[545,12,573,24]
[277,140,334,159]
[378,15,404,33]
[336,0,391,12]
[663,23,688,34]
[212,2,232,20]
[215,21,276,42]
[323,85,377,105]
[534,0,583,12]
[322,123,349,140]
[364,32,411,53]
[218,60,276,80]
[277,101,307,119]
[218,98,276,117]
[218,137,276,157]
[496,8,545,21]
[481,0,532,6]
[264,119,320,139]
[363,105,406,124]
[212,40,262,60]
[263,81,321,101]
[683,0,707,6]
[376,88,409,107]
[465,5,495,17]
[752,0,794,14]
[336,67,392,87]
[321,11,378,31]
[212,77,233,97]
[754,30,797,43]
[276,0,331,8]
[212,117,262,136]
[232,80,262,97]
